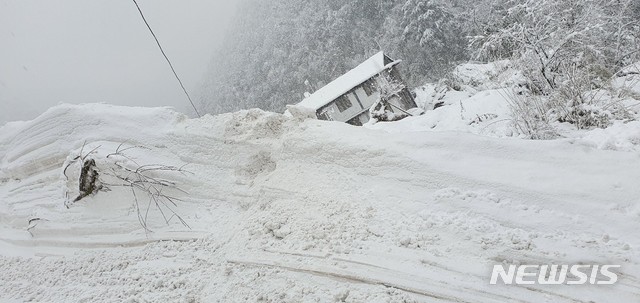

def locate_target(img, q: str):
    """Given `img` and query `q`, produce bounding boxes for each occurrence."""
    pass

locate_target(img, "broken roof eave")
[297,52,402,111]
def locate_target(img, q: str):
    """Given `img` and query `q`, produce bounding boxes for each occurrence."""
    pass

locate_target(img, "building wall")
[316,67,417,125]
[317,94,359,122]
[317,86,380,123]
[346,111,371,126]
[353,86,380,111]
[387,88,417,113]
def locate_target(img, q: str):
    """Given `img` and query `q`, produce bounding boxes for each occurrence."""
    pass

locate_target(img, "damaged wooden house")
[298,51,417,126]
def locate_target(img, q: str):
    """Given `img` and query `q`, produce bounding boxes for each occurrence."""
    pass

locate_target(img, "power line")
[131,0,201,118]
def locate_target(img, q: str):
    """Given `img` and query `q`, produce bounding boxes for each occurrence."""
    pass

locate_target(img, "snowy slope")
[1,104,639,302]
[397,61,640,152]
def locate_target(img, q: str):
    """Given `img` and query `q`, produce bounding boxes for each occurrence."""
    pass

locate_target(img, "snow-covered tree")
[197,0,471,115]
[197,0,638,126]
[471,0,639,93]
[470,0,640,130]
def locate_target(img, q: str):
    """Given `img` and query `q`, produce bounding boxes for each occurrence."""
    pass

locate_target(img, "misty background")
[0,0,237,124]
[2,0,638,127]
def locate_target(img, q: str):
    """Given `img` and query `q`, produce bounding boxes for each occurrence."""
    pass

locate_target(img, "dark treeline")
[197,0,639,115]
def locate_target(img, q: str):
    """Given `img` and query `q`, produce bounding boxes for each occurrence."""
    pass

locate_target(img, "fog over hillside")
[0,0,237,124]
[198,0,639,118]
[1,1,640,302]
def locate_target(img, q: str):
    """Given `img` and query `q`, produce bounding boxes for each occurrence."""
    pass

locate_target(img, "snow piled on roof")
[297,51,399,110]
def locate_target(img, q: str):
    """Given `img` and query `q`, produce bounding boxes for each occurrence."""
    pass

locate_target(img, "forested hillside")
[197,0,639,116]
[3,1,640,301]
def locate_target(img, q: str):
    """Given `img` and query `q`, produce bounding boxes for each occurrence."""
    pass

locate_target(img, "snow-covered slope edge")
[389,61,640,152]
[1,104,639,302]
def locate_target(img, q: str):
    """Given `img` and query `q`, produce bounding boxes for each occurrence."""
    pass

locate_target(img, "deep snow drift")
[1,103,639,302]
[392,60,640,152]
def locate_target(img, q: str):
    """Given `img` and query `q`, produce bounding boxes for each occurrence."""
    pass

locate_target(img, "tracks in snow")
[228,250,595,303]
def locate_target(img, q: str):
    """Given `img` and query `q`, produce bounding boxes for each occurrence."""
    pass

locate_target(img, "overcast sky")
[0,0,238,124]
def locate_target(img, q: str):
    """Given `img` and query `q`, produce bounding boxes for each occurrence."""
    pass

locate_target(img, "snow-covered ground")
[1,101,639,302]
[399,61,640,152]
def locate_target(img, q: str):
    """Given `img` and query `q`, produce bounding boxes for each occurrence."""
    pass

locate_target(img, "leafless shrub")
[103,143,191,232]
[65,142,191,233]
[471,0,640,133]
[498,88,558,140]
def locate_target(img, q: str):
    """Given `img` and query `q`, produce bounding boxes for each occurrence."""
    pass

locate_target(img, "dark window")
[335,96,352,112]
[363,79,374,96]
[346,114,363,126]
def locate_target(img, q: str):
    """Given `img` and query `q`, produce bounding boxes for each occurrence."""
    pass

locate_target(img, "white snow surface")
[1,103,639,302]
[297,51,400,110]
[401,61,640,151]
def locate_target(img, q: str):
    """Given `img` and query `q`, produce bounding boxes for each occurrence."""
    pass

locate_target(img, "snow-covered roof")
[297,51,401,110]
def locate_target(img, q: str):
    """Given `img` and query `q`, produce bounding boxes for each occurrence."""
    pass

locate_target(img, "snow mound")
[0,103,184,180]
[407,60,640,152]
[452,60,526,91]
[1,103,640,302]
[370,89,513,137]
[577,121,640,151]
